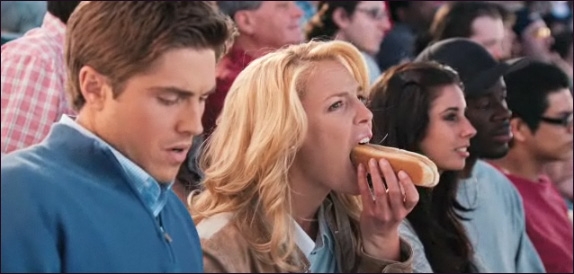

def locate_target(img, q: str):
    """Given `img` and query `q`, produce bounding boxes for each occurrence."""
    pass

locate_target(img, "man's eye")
[473,100,491,110]
[158,97,179,106]
[358,95,368,105]
[199,95,210,102]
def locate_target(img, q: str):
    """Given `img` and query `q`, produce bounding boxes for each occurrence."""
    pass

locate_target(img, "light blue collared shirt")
[60,115,172,217]
[293,205,337,273]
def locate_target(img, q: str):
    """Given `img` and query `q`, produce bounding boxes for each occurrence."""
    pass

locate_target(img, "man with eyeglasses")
[490,60,573,273]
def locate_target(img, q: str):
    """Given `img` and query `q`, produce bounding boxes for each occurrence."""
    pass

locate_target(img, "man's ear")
[233,10,255,35]
[332,7,352,29]
[510,117,531,143]
[78,66,109,111]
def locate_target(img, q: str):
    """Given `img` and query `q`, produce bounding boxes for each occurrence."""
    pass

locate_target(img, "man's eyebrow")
[203,87,216,96]
[148,86,217,98]
[147,86,195,97]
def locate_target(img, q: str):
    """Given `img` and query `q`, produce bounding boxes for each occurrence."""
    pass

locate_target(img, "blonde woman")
[190,40,419,273]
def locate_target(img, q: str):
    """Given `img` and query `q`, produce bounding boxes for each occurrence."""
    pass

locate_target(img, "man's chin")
[478,145,510,160]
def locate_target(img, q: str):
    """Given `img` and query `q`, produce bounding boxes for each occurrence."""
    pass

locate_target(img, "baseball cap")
[415,38,529,98]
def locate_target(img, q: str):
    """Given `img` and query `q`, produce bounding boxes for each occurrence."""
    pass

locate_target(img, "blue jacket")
[1,123,203,272]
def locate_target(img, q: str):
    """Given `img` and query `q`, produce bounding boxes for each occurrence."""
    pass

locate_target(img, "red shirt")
[497,168,573,273]
[202,45,255,137]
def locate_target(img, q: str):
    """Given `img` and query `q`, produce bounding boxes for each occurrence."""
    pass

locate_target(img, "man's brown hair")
[65,1,233,111]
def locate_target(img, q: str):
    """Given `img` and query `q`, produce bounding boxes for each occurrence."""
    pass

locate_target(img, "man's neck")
[489,148,544,182]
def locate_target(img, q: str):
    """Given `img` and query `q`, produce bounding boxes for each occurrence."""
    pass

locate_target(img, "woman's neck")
[289,172,330,239]
[461,156,478,179]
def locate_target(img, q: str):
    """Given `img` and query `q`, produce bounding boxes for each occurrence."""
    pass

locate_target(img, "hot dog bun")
[351,144,440,188]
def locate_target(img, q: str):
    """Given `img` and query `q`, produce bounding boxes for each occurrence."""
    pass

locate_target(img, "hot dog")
[351,144,440,188]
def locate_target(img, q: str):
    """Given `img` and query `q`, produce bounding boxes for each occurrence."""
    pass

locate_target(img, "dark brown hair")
[369,61,476,273]
[430,2,501,43]
[47,1,80,24]
[65,1,233,111]
[305,1,360,41]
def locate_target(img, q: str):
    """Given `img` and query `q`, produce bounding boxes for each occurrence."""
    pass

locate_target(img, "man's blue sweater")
[1,123,203,272]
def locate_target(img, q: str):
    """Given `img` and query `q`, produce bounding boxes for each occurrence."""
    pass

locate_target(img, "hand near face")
[357,158,419,261]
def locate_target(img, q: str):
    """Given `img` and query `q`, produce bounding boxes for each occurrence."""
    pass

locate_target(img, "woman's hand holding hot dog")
[357,158,419,261]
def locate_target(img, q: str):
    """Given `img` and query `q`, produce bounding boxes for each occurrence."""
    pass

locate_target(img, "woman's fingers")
[357,163,375,209]
[399,171,419,210]
[368,158,390,207]
[359,158,419,222]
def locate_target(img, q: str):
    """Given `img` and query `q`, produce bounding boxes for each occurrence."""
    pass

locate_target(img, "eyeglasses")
[355,8,388,21]
[540,114,573,128]
[531,26,552,39]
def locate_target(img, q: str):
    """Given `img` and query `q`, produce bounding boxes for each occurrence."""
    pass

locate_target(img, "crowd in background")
[1,1,573,273]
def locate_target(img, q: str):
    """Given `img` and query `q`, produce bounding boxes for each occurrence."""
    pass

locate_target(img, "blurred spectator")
[1,1,80,155]
[493,3,519,60]
[487,1,525,12]
[202,1,303,136]
[490,60,573,273]
[514,5,573,81]
[545,28,573,208]
[513,7,554,62]
[306,1,391,83]
[296,1,319,29]
[1,1,47,44]
[525,1,554,17]
[543,1,572,35]
[552,30,574,68]
[416,38,546,273]
[426,2,506,60]
[550,29,574,81]
[376,1,444,71]
[545,156,574,208]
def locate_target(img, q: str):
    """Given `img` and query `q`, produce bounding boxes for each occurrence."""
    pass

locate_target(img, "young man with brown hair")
[1,2,232,272]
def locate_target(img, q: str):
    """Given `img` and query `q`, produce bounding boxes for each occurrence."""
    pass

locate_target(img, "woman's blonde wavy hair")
[191,40,370,272]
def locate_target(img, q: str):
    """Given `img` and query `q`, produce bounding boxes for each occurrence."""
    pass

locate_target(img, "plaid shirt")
[1,13,74,154]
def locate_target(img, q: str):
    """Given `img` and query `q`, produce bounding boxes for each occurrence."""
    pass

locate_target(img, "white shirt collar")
[293,217,316,258]
[292,205,330,258]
